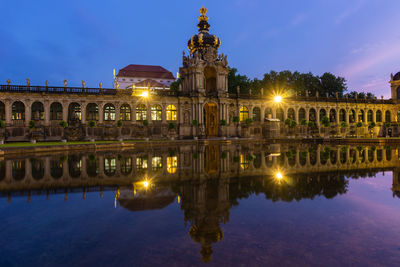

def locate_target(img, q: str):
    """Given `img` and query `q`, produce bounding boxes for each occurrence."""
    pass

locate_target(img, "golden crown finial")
[200,6,207,16]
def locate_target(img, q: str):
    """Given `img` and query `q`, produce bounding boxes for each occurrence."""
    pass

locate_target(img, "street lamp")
[274,95,282,103]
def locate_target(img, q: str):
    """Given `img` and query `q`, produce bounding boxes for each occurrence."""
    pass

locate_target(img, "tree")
[170,78,181,91]
[228,68,250,94]
[319,72,347,97]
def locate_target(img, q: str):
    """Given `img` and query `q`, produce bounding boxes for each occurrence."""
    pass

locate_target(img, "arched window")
[385,110,391,122]
[31,158,44,180]
[319,109,326,121]
[358,110,364,122]
[309,108,316,122]
[68,103,81,121]
[252,107,261,122]
[339,109,346,122]
[50,158,63,179]
[104,104,115,121]
[287,108,295,120]
[31,102,44,120]
[120,104,131,121]
[12,160,25,181]
[349,109,356,123]
[167,156,177,174]
[104,157,116,176]
[376,110,382,122]
[151,105,162,121]
[152,156,162,171]
[68,155,81,178]
[136,104,147,121]
[298,108,306,122]
[120,157,132,175]
[329,109,336,123]
[367,110,373,122]
[166,105,177,121]
[50,102,63,120]
[276,108,284,121]
[86,103,98,121]
[240,106,249,122]
[12,101,25,120]
[86,156,99,178]
[0,101,5,121]
[264,108,272,120]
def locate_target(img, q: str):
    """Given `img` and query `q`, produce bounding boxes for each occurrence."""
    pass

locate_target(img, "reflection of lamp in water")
[275,171,283,180]
[143,181,149,188]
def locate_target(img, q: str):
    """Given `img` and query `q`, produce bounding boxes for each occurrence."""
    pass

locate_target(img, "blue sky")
[1,0,400,97]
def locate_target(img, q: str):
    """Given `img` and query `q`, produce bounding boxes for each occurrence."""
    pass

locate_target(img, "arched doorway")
[204,67,217,95]
[204,103,218,137]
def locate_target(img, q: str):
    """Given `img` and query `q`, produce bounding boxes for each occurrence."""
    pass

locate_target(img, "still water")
[1,143,400,266]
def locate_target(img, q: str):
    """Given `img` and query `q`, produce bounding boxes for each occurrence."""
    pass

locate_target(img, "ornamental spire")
[197,6,210,32]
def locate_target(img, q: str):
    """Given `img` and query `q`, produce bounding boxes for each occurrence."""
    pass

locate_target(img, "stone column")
[62,101,68,122]
[5,99,11,126]
[132,102,137,123]
[98,102,104,124]
[44,100,50,126]
[115,103,121,121]
[81,103,86,124]
[25,101,31,126]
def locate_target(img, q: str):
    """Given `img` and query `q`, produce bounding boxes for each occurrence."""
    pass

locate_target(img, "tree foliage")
[227,68,373,97]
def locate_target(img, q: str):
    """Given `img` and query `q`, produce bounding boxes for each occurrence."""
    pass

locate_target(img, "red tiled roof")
[134,79,166,88]
[117,64,175,80]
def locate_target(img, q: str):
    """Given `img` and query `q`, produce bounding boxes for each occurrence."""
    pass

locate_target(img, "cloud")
[334,0,366,25]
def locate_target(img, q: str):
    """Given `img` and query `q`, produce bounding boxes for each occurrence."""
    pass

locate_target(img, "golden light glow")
[140,91,149,98]
[274,95,282,103]
[143,181,149,188]
[275,172,283,180]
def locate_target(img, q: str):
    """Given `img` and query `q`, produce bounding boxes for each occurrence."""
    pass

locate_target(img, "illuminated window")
[339,109,346,122]
[136,104,147,121]
[12,101,25,120]
[166,105,177,121]
[240,154,249,170]
[152,156,162,171]
[167,156,177,174]
[385,110,391,122]
[104,157,116,176]
[136,156,148,171]
[68,103,81,121]
[358,110,364,122]
[151,105,162,121]
[240,106,249,122]
[349,109,356,123]
[104,104,115,121]
[120,157,132,175]
[120,104,131,121]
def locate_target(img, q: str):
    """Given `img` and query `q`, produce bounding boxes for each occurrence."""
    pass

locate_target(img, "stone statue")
[45,80,49,87]
[99,82,102,89]
[6,79,10,85]
[115,81,119,89]
[26,78,30,87]
[82,80,85,88]
[64,79,67,87]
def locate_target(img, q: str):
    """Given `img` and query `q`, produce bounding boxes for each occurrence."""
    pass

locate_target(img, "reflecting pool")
[1,143,400,266]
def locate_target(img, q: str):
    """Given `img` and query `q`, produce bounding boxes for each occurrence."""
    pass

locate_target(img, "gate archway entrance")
[204,103,218,137]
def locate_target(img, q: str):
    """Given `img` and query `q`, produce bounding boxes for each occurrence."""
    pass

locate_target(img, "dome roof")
[187,7,221,53]
[394,72,400,81]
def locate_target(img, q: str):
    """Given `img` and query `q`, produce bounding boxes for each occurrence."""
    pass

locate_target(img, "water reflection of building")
[2,144,400,262]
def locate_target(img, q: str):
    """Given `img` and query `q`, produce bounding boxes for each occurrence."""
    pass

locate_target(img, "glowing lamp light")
[141,91,149,98]
[274,95,282,103]
[275,172,283,180]
[143,181,149,188]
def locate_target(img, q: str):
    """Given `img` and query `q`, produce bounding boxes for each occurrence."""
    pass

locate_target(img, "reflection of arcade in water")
[1,144,400,262]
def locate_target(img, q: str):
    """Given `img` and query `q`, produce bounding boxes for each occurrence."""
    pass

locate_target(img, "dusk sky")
[1,0,400,97]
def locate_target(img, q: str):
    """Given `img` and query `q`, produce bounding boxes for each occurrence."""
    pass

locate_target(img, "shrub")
[290,120,297,128]
[368,122,376,129]
[28,120,36,129]
[0,120,5,128]
[340,122,347,128]
[320,116,330,127]
[168,122,176,130]
[117,120,123,127]
[88,120,96,128]
[233,116,239,123]
[356,122,363,128]
[307,121,314,128]
[59,120,68,128]
[384,122,391,128]
[192,119,198,126]
[300,119,307,126]
[142,119,148,126]
[219,119,226,126]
